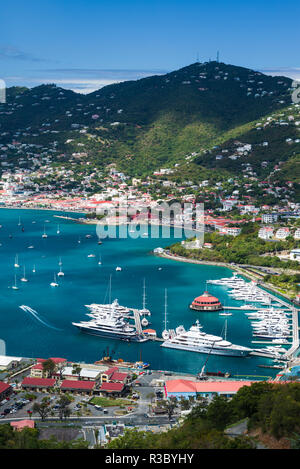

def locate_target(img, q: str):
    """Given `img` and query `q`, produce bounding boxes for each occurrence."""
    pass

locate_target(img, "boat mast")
[109,274,112,304]
[142,278,146,310]
[164,288,168,330]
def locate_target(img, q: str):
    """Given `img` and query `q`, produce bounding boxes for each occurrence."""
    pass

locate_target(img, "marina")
[0,208,299,379]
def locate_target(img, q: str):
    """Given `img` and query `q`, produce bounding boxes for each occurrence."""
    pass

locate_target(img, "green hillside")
[0,61,295,178]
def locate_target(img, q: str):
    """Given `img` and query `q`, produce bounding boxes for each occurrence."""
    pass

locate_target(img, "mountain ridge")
[0,61,297,182]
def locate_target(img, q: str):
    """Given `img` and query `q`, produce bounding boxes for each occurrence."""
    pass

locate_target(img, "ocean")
[0,208,279,379]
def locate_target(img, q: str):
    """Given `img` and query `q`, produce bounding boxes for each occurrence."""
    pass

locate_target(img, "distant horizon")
[3,62,300,95]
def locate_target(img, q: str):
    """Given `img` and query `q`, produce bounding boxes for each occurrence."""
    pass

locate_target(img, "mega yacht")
[72,308,148,342]
[161,320,251,357]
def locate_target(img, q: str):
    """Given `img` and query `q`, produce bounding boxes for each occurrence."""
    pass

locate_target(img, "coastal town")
[1,0,300,450]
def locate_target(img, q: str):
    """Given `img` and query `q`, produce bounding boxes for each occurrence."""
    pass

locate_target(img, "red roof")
[22,377,56,387]
[166,379,253,394]
[36,357,67,364]
[60,380,95,390]
[192,291,221,304]
[49,357,67,364]
[11,420,35,430]
[32,363,44,370]
[110,372,128,382]
[103,367,119,376]
[100,382,124,392]
[0,381,11,394]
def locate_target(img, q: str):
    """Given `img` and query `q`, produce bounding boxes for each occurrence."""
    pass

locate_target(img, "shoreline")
[157,250,300,307]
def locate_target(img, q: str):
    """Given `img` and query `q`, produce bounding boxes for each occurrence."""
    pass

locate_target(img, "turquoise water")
[0,209,277,379]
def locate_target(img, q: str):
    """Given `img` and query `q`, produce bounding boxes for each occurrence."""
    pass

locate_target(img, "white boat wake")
[19,305,62,331]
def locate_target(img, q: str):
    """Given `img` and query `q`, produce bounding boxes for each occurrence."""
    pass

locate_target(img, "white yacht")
[161,320,251,357]
[116,266,122,271]
[72,308,148,342]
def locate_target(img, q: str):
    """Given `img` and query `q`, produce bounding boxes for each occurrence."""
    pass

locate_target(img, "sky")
[1,0,300,94]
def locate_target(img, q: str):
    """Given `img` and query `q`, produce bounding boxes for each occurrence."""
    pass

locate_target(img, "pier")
[222,305,292,312]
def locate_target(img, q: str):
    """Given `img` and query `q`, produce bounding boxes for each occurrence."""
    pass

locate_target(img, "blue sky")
[1,0,300,93]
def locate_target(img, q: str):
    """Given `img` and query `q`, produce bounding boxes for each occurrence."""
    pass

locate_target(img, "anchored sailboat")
[50,274,59,287]
[20,266,28,282]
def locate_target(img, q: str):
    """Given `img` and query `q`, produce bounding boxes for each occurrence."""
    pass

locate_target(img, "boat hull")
[73,324,148,342]
[161,341,250,357]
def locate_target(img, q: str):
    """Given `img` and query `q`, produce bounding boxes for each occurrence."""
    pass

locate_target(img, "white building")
[290,249,300,262]
[258,227,274,240]
[275,227,290,240]
[294,228,300,240]
[262,213,278,224]
[219,227,242,236]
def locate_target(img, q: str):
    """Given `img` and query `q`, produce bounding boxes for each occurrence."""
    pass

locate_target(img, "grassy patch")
[89,397,135,407]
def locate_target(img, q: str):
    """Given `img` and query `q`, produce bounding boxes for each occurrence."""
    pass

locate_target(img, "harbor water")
[0,208,286,379]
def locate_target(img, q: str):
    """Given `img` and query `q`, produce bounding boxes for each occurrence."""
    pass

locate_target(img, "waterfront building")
[0,381,12,400]
[21,377,56,392]
[165,379,253,400]
[60,379,96,395]
[190,291,223,311]
[99,382,126,396]
[0,355,24,371]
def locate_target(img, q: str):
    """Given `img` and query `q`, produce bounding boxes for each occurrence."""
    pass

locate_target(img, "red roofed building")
[22,377,56,391]
[60,380,96,394]
[99,382,125,396]
[190,291,223,311]
[165,379,253,400]
[11,420,35,431]
[101,367,119,383]
[109,371,130,384]
[0,381,12,399]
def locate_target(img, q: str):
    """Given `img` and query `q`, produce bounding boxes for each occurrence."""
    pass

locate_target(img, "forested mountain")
[0,61,297,179]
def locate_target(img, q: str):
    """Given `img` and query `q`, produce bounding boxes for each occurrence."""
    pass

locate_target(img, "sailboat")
[14,255,20,268]
[162,289,169,340]
[50,274,59,287]
[78,237,81,244]
[57,265,64,277]
[42,225,48,238]
[20,266,28,282]
[18,217,21,226]
[32,265,36,273]
[98,255,102,265]
[57,224,60,234]
[58,257,62,266]
[140,279,151,327]
[12,275,19,290]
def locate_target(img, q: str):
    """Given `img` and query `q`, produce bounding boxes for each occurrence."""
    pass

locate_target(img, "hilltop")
[0,61,296,182]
